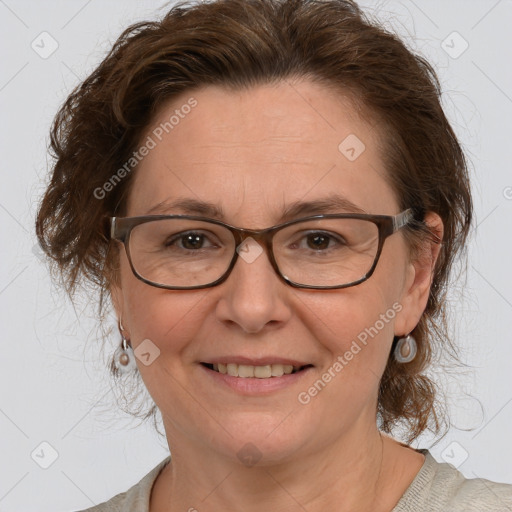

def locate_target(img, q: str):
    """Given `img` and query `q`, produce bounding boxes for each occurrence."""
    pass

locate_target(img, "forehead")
[127,80,398,224]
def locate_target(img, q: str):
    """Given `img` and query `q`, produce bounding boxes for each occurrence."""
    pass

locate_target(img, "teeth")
[271,364,284,377]
[254,365,271,378]
[215,363,302,378]
[227,363,238,377]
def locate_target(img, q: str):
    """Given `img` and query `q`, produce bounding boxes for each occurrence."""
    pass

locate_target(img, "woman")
[35,0,512,510]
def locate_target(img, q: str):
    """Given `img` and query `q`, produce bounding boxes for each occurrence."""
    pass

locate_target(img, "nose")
[214,237,292,333]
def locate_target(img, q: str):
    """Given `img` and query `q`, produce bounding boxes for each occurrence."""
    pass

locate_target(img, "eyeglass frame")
[109,208,414,291]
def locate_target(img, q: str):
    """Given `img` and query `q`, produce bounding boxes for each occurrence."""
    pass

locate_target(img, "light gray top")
[76,449,512,511]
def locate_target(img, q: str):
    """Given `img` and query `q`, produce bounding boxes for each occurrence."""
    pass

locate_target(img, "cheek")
[124,287,210,351]
[307,285,397,358]
[118,253,211,362]
[295,287,400,418]
[120,284,215,422]
[298,249,406,387]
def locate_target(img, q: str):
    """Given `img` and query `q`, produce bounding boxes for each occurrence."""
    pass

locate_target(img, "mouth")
[200,362,313,378]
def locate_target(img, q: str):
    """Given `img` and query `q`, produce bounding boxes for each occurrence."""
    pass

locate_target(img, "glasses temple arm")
[392,208,414,232]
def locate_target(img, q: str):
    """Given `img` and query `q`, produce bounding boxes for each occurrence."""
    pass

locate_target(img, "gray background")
[0,0,511,510]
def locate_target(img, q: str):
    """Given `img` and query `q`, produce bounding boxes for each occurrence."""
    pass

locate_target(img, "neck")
[150,424,420,512]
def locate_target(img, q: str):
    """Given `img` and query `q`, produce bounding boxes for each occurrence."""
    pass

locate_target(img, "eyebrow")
[144,194,367,223]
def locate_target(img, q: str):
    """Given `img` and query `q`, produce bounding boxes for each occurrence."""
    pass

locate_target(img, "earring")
[113,321,137,373]
[394,334,417,363]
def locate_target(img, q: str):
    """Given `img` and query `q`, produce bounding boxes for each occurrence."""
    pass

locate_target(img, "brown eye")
[166,231,216,251]
[180,233,206,250]
[306,233,331,251]
[291,231,346,252]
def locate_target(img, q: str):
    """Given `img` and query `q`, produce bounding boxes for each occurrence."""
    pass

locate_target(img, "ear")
[394,211,443,336]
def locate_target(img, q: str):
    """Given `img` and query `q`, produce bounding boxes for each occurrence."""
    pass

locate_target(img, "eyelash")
[166,230,346,253]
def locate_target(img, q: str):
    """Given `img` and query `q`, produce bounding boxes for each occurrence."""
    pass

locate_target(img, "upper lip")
[201,356,312,367]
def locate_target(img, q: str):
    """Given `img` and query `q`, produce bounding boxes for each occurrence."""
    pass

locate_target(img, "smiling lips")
[201,362,312,378]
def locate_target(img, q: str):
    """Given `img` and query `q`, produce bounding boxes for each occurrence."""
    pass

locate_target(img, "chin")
[209,413,312,466]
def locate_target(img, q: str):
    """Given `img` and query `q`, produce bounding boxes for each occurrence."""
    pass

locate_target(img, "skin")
[112,79,443,512]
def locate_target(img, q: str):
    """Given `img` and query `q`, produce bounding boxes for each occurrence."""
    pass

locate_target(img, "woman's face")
[113,80,435,463]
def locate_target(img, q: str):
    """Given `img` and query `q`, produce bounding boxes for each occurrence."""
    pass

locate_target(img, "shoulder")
[74,456,171,512]
[393,449,512,512]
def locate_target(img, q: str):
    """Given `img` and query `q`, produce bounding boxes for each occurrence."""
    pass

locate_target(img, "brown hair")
[36,0,472,443]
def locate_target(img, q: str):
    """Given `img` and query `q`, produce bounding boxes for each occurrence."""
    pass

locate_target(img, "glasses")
[109,209,413,290]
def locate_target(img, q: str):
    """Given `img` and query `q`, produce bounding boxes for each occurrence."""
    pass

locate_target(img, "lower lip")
[199,364,314,394]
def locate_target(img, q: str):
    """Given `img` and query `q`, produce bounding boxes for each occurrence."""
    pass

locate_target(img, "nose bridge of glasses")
[232,226,275,259]
[226,226,283,282]
[235,222,282,252]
